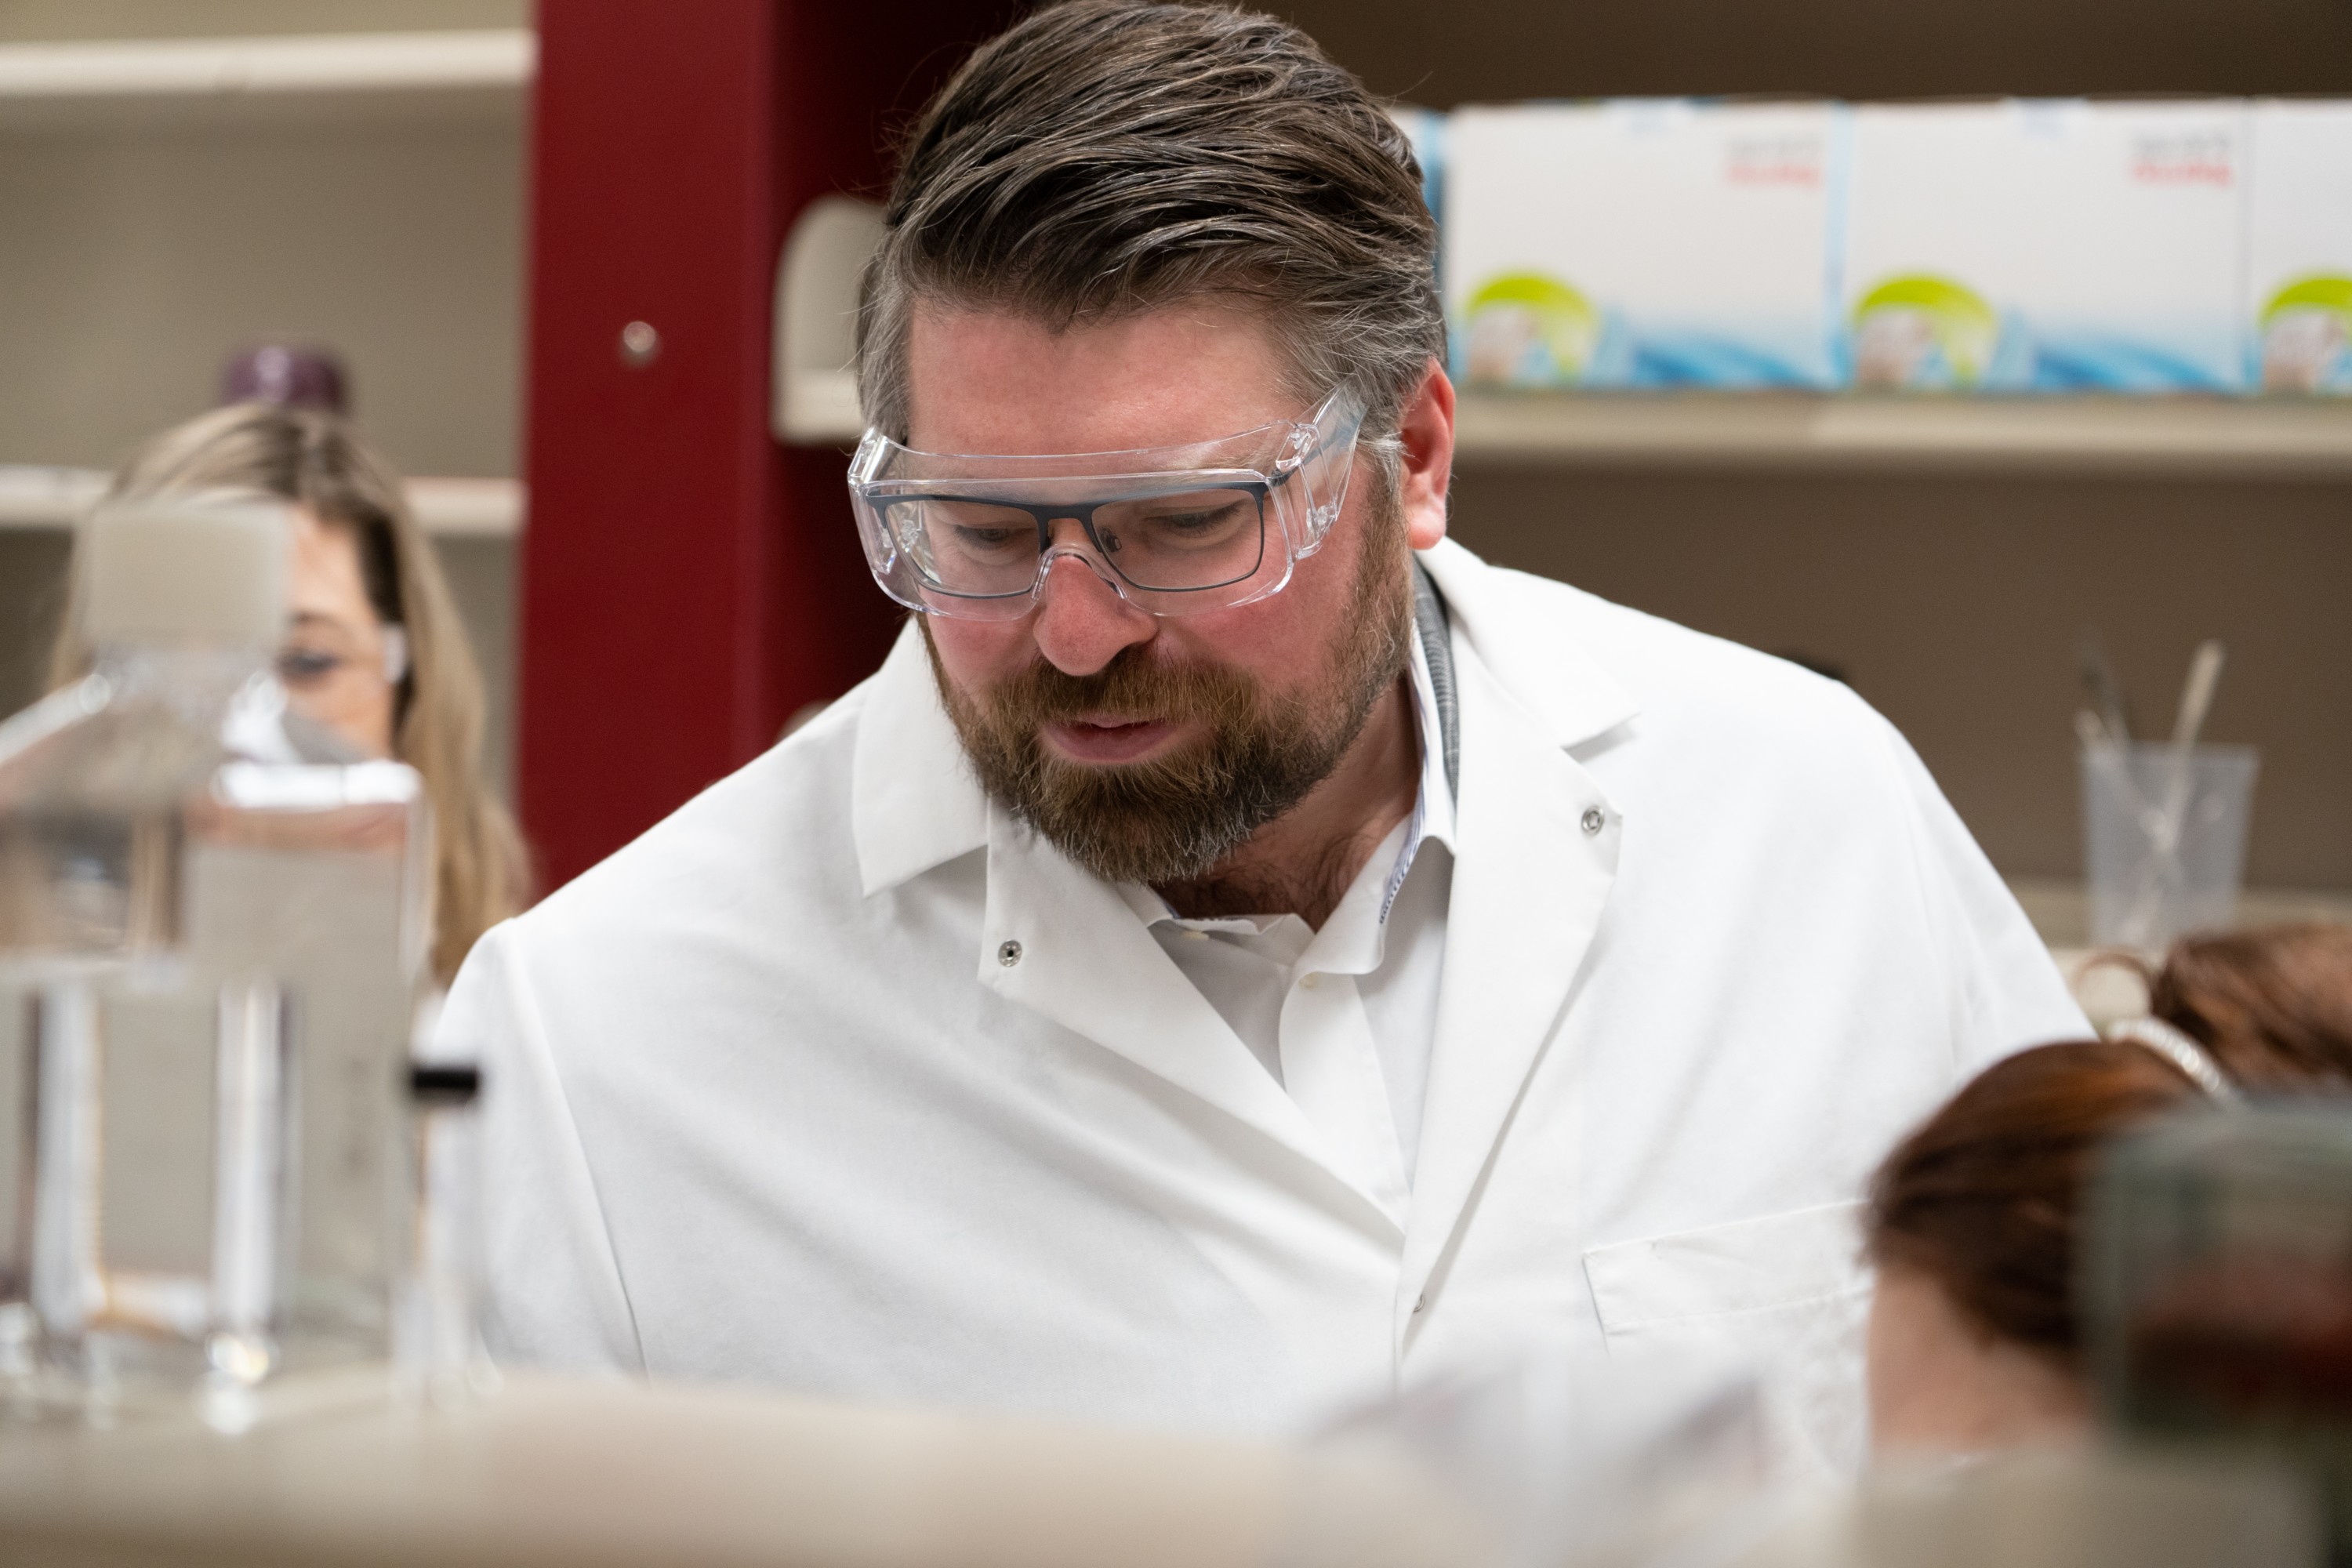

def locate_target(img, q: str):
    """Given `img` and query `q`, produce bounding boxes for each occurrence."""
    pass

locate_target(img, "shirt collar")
[1377,624,1454,923]
[1414,538,1641,753]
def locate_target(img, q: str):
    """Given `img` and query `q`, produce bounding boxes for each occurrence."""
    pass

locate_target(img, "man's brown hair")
[855,0,1441,448]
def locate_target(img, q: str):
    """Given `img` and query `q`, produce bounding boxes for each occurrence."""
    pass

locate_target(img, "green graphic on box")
[2259,274,2352,394]
[1850,275,2000,389]
[1463,272,1602,386]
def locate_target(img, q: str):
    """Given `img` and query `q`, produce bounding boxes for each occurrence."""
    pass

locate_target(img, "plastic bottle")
[0,500,430,1418]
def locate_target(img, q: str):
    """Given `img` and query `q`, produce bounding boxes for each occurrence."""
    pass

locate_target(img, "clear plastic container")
[0,502,430,1415]
[2079,739,2259,949]
[394,1061,496,1410]
[2087,1104,2352,1564]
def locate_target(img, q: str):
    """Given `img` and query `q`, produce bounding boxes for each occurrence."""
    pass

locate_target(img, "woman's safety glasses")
[847,389,1365,620]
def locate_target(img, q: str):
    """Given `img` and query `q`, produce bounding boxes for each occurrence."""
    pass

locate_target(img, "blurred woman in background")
[52,401,525,985]
[1864,924,2352,1455]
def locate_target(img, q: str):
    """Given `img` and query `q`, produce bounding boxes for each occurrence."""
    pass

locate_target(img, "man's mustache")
[978,648,1262,735]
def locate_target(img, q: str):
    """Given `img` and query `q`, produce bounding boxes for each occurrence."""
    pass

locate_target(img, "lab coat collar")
[852,622,989,897]
[851,542,1642,900]
[1414,538,1642,753]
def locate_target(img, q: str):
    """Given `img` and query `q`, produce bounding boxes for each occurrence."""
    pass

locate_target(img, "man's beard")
[926,500,1414,887]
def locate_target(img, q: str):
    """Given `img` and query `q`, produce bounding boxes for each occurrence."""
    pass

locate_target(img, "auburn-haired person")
[1864,924,2352,1454]
[2143,923,2352,1090]
[53,401,527,985]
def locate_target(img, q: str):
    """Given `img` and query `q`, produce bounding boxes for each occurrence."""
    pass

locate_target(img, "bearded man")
[443,0,2086,1467]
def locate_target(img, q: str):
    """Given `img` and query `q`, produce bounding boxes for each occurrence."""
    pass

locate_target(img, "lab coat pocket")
[1581,1200,1871,1476]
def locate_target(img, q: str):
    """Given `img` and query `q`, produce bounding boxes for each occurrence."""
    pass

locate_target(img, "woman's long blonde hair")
[51,403,528,984]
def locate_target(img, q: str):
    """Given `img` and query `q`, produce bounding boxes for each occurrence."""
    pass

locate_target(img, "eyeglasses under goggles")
[847,389,1366,622]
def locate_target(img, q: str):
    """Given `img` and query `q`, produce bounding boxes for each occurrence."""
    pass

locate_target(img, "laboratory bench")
[0,1370,1478,1568]
[0,1371,2318,1567]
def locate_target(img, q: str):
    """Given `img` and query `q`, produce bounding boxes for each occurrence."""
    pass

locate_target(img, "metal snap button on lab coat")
[997,939,1023,967]
[1581,807,1606,835]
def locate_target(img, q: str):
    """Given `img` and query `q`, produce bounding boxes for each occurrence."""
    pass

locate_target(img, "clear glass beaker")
[2080,739,2259,949]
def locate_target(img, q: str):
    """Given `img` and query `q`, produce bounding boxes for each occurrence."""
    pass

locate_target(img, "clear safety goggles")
[847,389,1365,620]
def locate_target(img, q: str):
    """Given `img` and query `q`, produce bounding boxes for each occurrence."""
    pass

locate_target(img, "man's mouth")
[1039,715,1193,765]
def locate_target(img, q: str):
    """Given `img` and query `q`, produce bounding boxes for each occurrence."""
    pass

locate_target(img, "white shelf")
[403,477,525,539]
[1453,393,2352,478]
[0,31,532,126]
[779,390,2352,474]
[0,466,521,539]
[0,465,103,528]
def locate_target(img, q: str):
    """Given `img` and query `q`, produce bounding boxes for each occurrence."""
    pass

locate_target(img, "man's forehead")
[903,297,1301,457]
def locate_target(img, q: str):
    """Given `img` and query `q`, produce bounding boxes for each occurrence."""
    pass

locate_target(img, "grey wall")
[1449,466,2352,889]
[0,112,524,479]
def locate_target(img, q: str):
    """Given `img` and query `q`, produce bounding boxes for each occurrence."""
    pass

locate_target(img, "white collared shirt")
[440,539,2089,1467]
[1131,633,1454,1214]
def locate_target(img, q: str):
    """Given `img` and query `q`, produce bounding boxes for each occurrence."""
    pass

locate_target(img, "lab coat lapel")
[980,808,1399,1233]
[1399,619,1623,1332]
[853,622,988,895]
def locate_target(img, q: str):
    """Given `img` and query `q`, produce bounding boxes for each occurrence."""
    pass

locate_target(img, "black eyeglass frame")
[870,471,1289,603]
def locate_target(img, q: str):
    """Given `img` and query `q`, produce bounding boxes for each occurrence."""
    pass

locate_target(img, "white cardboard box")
[2245,100,2352,394]
[1843,100,2246,394]
[1445,100,1846,390]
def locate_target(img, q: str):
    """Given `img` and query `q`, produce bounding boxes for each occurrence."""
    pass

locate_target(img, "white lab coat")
[440,539,2086,1464]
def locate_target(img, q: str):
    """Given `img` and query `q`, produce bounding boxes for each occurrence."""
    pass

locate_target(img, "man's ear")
[1394,356,1454,551]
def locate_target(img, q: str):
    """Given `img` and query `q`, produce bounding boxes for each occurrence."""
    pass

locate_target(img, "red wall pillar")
[521,1,1006,890]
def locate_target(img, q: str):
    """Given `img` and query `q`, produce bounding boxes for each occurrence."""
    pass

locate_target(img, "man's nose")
[1030,546,1154,677]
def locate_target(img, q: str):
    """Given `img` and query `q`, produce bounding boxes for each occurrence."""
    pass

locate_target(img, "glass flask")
[0,501,429,1414]
[2087,1103,2352,1565]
